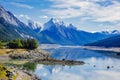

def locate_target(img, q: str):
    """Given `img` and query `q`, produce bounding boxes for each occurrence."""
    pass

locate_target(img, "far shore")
[82,46,120,53]
[40,44,120,53]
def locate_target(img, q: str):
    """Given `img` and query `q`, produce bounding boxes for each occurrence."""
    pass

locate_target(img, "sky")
[0,0,120,32]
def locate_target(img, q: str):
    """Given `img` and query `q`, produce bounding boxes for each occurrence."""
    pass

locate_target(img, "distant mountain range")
[85,35,120,47]
[38,18,111,45]
[0,5,119,45]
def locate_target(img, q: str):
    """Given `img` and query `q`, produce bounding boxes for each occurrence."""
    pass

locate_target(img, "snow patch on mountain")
[43,18,67,31]
[98,30,120,35]
[0,6,18,26]
[27,20,43,32]
[15,29,33,38]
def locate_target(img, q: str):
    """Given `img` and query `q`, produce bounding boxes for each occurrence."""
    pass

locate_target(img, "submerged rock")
[107,66,110,69]
[116,53,120,56]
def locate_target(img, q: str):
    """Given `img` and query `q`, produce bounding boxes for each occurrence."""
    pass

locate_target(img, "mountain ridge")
[85,35,120,47]
[0,5,119,45]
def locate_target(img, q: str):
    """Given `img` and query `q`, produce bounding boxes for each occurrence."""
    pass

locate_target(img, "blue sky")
[0,0,120,32]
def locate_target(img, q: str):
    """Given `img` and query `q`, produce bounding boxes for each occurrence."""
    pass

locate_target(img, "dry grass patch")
[0,49,28,55]
[0,49,13,55]
[8,49,28,54]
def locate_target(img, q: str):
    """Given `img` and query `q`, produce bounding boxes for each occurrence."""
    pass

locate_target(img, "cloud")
[42,0,120,23]
[10,2,34,9]
[39,16,49,19]
[19,14,31,20]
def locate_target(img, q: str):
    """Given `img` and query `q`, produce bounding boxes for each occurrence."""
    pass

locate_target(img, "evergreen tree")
[30,39,38,49]
[15,38,23,48]
[25,38,38,49]
[0,41,3,48]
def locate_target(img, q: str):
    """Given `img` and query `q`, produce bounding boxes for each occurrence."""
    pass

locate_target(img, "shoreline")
[33,58,85,65]
[82,46,120,53]
[0,48,85,80]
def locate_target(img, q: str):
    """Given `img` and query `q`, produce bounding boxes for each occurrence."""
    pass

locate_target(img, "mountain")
[27,20,43,33]
[0,5,22,41]
[0,5,118,45]
[0,5,41,41]
[38,18,111,45]
[95,30,120,35]
[111,30,120,34]
[85,35,120,47]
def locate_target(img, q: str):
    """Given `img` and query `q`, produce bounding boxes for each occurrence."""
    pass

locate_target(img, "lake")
[34,47,120,80]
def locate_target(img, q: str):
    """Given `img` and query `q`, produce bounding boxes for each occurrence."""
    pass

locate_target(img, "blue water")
[34,47,120,80]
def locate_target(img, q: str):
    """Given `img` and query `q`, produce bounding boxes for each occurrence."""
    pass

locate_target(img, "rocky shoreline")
[0,48,85,80]
[8,48,49,60]
[0,64,41,80]
[16,69,41,80]
[33,58,85,65]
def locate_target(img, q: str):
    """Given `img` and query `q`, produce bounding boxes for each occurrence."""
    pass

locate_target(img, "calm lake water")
[34,47,120,80]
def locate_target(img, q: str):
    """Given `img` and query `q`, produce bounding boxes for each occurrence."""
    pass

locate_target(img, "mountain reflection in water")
[34,47,120,80]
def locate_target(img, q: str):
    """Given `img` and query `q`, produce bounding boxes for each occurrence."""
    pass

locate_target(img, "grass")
[6,59,29,65]
[4,61,37,72]
[0,49,13,55]
[0,49,28,55]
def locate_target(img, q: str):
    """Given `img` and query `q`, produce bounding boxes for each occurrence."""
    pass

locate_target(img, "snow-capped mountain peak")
[50,18,63,24]
[27,20,43,32]
[43,18,67,31]
[49,18,66,27]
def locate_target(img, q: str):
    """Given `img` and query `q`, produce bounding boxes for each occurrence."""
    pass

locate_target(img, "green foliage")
[0,41,4,48]
[7,38,38,49]
[0,64,16,80]
[22,62,37,71]
[7,39,23,49]
[26,39,38,49]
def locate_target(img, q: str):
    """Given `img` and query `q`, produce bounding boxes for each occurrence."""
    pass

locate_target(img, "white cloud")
[10,2,34,9]
[19,14,31,20]
[39,15,48,19]
[42,0,120,23]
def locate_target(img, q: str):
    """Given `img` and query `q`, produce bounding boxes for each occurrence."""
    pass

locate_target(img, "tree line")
[0,38,39,50]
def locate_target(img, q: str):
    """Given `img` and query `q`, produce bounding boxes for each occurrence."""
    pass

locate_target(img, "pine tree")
[0,41,3,48]
[30,39,38,49]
